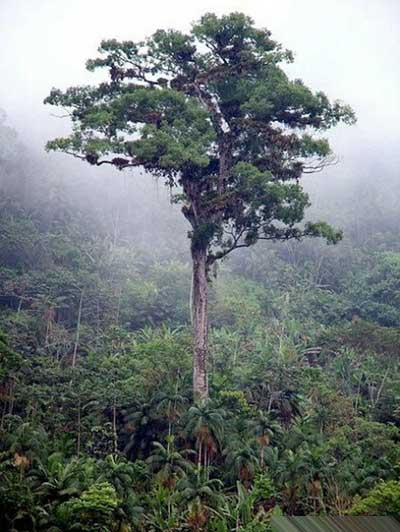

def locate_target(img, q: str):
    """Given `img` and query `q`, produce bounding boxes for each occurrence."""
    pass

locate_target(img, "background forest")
[1,95,400,530]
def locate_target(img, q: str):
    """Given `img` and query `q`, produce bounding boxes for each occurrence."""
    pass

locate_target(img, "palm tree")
[235,481,255,530]
[223,442,259,484]
[147,436,194,522]
[97,454,144,530]
[176,472,225,531]
[248,411,280,470]
[28,453,89,530]
[276,446,311,515]
[122,398,165,459]
[273,390,303,428]
[155,388,188,438]
[184,404,226,474]
[6,422,48,475]
[97,454,137,497]
[305,445,336,514]
[147,436,194,489]
[31,454,82,499]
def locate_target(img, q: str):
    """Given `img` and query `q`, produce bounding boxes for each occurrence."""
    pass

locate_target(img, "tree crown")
[45,12,355,262]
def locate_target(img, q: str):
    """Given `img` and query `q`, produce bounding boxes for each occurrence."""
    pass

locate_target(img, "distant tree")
[0,110,29,200]
[0,109,18,162]
[45,12,355,402]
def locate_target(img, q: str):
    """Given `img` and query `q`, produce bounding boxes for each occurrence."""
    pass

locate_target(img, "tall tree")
[45,12,355,402]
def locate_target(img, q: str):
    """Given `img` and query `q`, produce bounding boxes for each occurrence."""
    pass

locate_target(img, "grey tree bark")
[191,245,209,403]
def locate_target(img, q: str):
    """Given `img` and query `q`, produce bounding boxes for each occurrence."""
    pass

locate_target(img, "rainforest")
[0,3,400,531]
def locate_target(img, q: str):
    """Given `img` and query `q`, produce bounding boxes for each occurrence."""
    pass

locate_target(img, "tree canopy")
[45,12,355,263]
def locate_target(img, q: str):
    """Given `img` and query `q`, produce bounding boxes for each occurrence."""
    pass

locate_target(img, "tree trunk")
[191,246,209,403]
[72,290,83,368]
[77,397,81,456]
[112,397,118,453]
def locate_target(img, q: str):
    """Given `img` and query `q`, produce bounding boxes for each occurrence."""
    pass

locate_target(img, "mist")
[1,0,399,291]
[1,0,399,240]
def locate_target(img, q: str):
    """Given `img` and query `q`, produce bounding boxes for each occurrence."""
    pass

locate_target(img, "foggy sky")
[0,0,399,190]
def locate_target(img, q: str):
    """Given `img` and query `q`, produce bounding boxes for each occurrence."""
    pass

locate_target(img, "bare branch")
[50,111,73,119]
[303,154,339,174]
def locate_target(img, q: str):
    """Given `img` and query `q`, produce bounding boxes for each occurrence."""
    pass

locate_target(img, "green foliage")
[252,473,277,502]
[45,12,354,264]
[350,480,400,515]
[1,201,400,526]
[0,332,22,380]
[345,252,400,326]
[57,482,119,531]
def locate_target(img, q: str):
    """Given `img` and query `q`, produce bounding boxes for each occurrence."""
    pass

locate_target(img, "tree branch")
[302,154,339,174]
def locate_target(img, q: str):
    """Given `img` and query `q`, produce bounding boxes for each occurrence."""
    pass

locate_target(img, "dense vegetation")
[1,21,400,532]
